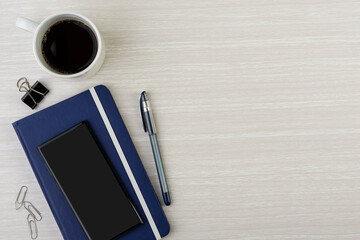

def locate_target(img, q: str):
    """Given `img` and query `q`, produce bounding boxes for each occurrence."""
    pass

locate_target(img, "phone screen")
[38,122,142,240]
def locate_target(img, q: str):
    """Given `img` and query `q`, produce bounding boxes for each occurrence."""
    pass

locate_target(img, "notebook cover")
[12,85,170,240]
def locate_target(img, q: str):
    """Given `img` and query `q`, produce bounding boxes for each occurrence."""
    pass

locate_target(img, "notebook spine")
[12,122,68,239]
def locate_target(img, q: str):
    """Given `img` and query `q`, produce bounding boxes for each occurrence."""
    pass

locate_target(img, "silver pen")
[140,91,171,206]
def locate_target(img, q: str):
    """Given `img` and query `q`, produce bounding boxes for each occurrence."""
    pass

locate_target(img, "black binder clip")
[17,77,49,109]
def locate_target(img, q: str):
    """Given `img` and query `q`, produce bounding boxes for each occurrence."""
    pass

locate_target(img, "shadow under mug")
[16,12,105,79]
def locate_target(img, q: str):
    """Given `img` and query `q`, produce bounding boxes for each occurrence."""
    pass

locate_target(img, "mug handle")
[16,17,39,33]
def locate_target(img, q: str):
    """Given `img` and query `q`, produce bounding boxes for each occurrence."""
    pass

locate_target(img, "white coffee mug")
[16,12,105,79]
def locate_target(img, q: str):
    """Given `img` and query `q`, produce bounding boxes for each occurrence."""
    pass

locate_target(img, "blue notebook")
[13,85,170,240]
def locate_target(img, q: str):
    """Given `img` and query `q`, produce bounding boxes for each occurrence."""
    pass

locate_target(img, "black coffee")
[41,19,98,74]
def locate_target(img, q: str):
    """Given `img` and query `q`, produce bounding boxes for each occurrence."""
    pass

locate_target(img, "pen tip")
[140,91,148,101]
[163,192,171,206]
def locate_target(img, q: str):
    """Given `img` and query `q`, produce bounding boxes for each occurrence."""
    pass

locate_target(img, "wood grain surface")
[1,0,360,239]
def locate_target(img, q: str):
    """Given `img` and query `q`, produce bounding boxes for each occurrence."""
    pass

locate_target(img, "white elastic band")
[90,87,161,240]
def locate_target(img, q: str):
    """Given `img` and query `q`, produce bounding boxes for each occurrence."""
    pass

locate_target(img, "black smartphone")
[38,122,142,240]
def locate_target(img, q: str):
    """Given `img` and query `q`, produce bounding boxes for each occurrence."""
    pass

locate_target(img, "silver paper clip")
[15,186,28,210]
[27,214,38,239]
[14,186,42,239]
[24,201,42,221]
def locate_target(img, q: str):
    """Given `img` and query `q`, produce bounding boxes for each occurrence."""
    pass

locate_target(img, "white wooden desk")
[1,1,360,239]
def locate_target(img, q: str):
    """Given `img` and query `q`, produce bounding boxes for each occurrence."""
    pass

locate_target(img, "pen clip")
[140,91,148,132]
